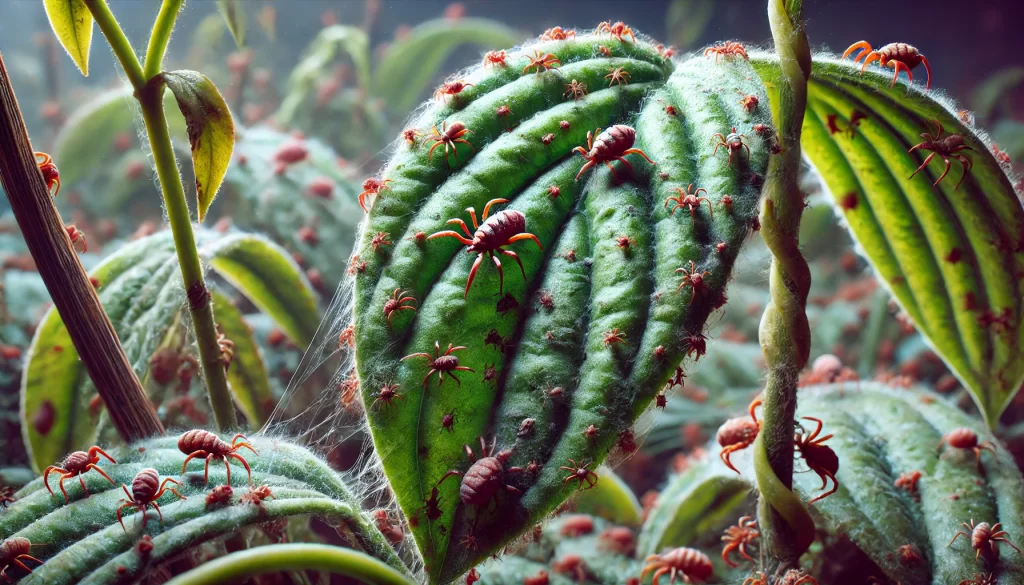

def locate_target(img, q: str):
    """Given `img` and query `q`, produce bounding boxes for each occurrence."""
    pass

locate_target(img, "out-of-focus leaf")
[372,18,523,113]
[52,86,183,188]
[277,26,370,124]
[573,466,642,526]
[216,0,246,48]
[666,0,714,50]
[162,70,235,221]
[970,66,1024,122]
[205,233,320,347]
[20,231,316,472]
[42,0,93,76]
[210,291,274,427]
[257,4,277,42]
[993,119,1024,161]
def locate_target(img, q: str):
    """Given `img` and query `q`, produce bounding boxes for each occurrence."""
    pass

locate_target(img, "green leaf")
[20,230,318,472]
[277,26,370,125]
[162,70,235,222]
[42,0,93,76]
[0,436,410,585]
[216,0,246,48]
[645,383,1024,584]
[372,18,524,113]
[52,85,184,188]
[637,459,752,557]
[220,125,364,293]
[210,291,274,427]
[970,66,1024,122]
[204,231,321,347]
[573,466,642,526]
[355,36,772,582]
[751,53,1024,426]
[480,514,640,585]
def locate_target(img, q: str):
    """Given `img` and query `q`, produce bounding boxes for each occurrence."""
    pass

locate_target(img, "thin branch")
[0,52,163,442]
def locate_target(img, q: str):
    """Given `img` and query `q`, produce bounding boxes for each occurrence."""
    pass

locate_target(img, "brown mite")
[116,468,186,531]
[44,446,117,503]
[573,125,655,182]
[178,430,258,485]
[437,437,524,509]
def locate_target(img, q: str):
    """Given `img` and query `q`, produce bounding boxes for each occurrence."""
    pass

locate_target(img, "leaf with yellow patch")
[42,0,93,76]
[162,70,235,222]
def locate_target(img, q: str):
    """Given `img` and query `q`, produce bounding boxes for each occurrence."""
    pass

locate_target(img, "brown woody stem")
[0,52,164,442]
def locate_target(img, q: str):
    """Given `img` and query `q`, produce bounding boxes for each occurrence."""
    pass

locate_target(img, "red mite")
[44,446,118,503]
[0,538,44,581]
[34,152,60,196]
[437,437,524,508]
[573,125,655,182]
[843,41,932,90]
[116,468,187,531]
[178,430,259,485]
[428,198,542,297]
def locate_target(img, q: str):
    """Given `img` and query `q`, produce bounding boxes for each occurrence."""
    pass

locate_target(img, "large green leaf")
[41,0,93,76]
[355,34,772,583]
[52,86,184,189]
[372,17,524,112]
[751,53,1024,426]
[162,70,236,221]
[20,230,318,472]
[0,435,409,584]
[642,383,1024,584]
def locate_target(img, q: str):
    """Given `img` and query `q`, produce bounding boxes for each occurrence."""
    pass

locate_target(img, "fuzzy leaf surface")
[354,36,772,583]
[751,53,1024,425]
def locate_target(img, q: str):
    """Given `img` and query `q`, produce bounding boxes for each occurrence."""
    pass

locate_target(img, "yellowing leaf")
[216,0,247,48]
[161,70,235,222]
[42,0,93,76]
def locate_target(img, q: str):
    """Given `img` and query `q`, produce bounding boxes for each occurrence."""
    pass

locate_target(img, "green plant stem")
[144,0,184,79]
[82,0,145,90]
[755,0,814,567]
[163,544,416,585]
[137,85,237,430]
[83,0,238,430]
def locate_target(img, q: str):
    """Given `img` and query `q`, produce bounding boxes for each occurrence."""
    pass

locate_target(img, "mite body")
[573,125,655,182]
[0,538,44,582]
[178,430,258,485]
[43,446,117,503]
[437,437,523,509]
[116,468,187,531]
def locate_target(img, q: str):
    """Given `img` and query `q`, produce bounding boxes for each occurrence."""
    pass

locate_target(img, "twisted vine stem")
[754,0,815,567]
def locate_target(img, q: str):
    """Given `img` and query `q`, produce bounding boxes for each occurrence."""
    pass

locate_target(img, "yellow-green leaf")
[162,70,235,222]
[216,0,246,48]
[42,0,93,76]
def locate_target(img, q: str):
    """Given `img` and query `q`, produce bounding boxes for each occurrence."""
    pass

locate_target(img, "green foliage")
[161,70,236,221]
[573,467,643,526]
[354,32,773,582]
[51,86,185,189]
[372,18,524,114]
[215,0,246,48]
[643,383,1024,584]
[276,18,522,159]
[20,230,318,472]
[221,125,363,293]
[41,0,93,76]
[478,514,640,585]
[0,436,408,584]
[751,53,1024,426]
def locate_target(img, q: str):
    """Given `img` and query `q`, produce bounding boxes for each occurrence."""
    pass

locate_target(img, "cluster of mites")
[0,430,266,580]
